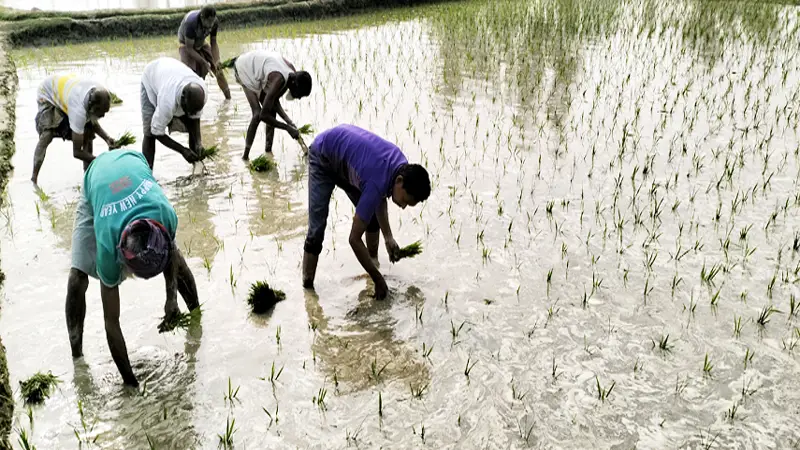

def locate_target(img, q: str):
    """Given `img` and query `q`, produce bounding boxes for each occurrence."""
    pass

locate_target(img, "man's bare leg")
[142,135,157,169]
[302,252,319,289]
[66,268,89,357]
[214,68,231,100]
[32,131,54,185]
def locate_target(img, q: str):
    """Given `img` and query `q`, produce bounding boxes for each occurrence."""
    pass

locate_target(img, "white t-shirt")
[234,50,293,94]
[141,57,207,136]
[37,74,99,134]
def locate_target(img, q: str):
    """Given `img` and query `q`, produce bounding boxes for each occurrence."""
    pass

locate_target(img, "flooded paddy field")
[2,0,800,448]
[0,0,243,12]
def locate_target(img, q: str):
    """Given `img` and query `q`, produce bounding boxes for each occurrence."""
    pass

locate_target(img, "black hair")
[200,5,217,19]
[397,164,431,202]
[289,71,313,98]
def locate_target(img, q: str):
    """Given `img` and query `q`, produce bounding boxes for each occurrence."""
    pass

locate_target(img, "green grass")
[249,154,277,173]
[298,123,314,135]
[247,280,286,314]
[19,371,61,404]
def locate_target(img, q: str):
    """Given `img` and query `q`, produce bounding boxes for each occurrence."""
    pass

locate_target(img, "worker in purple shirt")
[178,5,231,100]
[302,124,431,299]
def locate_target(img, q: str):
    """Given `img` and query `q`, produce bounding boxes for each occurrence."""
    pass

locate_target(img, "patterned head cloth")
[118,219,171,279]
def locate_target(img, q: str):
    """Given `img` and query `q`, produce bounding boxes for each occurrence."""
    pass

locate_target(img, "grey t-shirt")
[178,10,218,49]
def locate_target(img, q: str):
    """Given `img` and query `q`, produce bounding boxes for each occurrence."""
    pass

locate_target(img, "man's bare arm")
[71,133,95,164]
[349,216,388,298]
[100,283,138,386]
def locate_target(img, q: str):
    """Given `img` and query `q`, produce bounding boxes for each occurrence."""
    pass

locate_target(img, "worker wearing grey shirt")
[178,5,231,100]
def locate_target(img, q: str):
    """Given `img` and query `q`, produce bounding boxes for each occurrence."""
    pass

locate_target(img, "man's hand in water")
[374,274,388,300]
[182,147,200,164]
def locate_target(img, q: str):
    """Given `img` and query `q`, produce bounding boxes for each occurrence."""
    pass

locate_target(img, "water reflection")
[304,286,430,395]
[71,323,203,448]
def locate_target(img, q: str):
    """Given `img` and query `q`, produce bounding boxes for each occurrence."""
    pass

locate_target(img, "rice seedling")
[72,400,98,447]
[158,306,202,333]
[199,145,219,160]
[246,280,286,314]
[260,361,284,386]
[370,356,390,382]
[464,356,477,378]
[262,403,279,427]
[410,382,429,399]
[756,305,781,327]
[702,354,714,377]
[114,131,136,148]
[19,372,61,404]
[743,348,755,370]
[297,123,314,135]
[595,376,615,403]
[313,386,328,410]
[249,155,277,173]
[396,240,423,260]
[219,57,237,69]
[223,378,240,405]
[450,319,466,343]
[422,342,433,360]
[16,427,36,450]
[109,91,123,105]
[652,334,673,352]
[733,315,743,338]
[217,416,236,449]
[724,401,741,422]
[378,391,383,418]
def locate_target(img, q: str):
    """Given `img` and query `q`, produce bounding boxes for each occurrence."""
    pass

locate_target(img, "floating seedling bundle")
[247,281,286,314]
[249,154,277,172]
[19,371,61,404]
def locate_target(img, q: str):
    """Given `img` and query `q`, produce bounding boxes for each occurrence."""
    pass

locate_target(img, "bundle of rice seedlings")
[297,136,310,154]
[114,131,136,148]
[158,307,202,333]
[19,371,61,404]
[219,57,237,70]
[247,281,286,314]
[298,124,314,135]
[109,91,123,105]
[199,145,219,160]
[396,240,423,260]
[249,154,276,173]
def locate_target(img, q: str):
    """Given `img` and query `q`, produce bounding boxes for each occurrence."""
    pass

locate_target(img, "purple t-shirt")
[313,124,408,223]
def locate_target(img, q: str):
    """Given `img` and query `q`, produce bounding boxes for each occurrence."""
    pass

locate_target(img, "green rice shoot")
[19,371,61,404]
[200,145,219,160]
[109,91,123,105]
[298,123,314,135]
[249,154,277,173]
[397,240,423,260]
[158,306,202,333]
[247,280,286,314]
[115,131,136,148]
[219,57,237,70]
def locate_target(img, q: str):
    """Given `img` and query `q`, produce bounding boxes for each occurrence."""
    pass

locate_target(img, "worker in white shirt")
[32,74,120,185]
[140,57,208,170]
[231,50,312,159]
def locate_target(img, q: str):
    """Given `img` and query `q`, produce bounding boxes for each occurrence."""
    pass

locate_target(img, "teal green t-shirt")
[83,150,178,287]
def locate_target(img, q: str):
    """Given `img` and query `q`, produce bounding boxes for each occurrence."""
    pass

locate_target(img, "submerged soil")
[1,0,800,448]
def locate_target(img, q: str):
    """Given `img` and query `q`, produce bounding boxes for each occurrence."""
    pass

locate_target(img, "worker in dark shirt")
[178,5,231,100]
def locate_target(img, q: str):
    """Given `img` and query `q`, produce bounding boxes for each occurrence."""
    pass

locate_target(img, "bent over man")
[302,125,431,299]
[232,50,312,159]
[33,74,119,185]
[66,150,199,386]
[178,5,231,99]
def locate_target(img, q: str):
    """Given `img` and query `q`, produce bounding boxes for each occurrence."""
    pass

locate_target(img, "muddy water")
[0,0,244,12]
[2,0,800,448]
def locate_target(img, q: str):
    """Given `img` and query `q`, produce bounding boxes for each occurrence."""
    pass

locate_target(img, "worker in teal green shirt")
[65,150,199,387]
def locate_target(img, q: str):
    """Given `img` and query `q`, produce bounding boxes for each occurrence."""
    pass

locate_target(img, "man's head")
[88,88,111,120]
[392,164,431,209]
[286,71,312,101]
[199,5,217,29]
[119,219,171,279]
[180,83,206,116]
